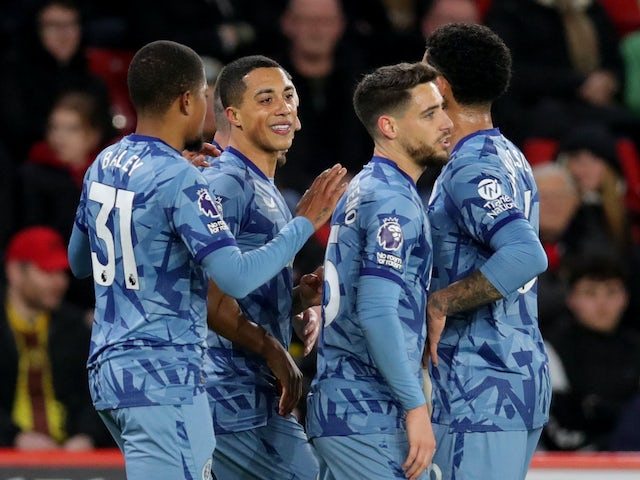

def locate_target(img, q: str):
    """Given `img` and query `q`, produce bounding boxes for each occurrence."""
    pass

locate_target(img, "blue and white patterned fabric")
[427,128,551,433]
[307,156,432,438]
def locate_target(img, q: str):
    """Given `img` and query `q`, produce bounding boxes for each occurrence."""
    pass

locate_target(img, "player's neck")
[135,116,186,153]
[228,135,279,178]
[448,105,493,150]
[373,145,425,183]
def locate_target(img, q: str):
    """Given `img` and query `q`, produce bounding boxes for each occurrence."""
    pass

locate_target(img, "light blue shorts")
[431,425,542,480]
[99,391,215,480]
[313,432,428,480]
[213,413,318,480]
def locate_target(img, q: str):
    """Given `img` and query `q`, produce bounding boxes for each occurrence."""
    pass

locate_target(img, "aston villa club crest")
[376,217,403,251]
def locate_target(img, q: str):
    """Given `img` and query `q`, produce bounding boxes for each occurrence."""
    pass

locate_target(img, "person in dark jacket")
[542,255,640,451]
[0,226,111,449]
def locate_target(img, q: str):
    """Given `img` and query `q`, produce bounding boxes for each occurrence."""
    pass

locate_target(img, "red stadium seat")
[522,137,559,166]
[86,47,136,134]
[598,0,640,38]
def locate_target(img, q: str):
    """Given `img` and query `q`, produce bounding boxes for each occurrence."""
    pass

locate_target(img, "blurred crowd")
[1,0,640,452]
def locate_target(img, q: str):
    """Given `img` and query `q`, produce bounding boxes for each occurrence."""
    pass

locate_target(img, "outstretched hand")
[296,164,348,230]
[182,142,222,168]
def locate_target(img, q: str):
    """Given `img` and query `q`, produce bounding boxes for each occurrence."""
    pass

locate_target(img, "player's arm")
[426,217,547,365]
[358,275,435,479]
[206,280,302,416]
[68,222,92,278]
[198,165,347,299]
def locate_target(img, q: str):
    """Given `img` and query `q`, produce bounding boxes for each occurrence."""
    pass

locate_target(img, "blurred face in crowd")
[564,150,610,194]
[7,262,69,312]
[421,0,480,37]
[567,276,628,334]
[535,167,579,242]
[281,0,345,57]
[38,3,81,64]
[47,105,100,167]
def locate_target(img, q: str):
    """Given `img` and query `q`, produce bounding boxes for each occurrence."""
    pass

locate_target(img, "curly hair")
[353,62,439,138]
[424,23,511,105]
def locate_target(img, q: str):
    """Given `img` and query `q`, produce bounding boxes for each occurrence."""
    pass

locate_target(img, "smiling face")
[395,82,452,168]
[229,67,297,154]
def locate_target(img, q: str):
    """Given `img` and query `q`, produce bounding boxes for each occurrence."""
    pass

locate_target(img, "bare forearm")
[432,270,502,316]
[207,280,270,357]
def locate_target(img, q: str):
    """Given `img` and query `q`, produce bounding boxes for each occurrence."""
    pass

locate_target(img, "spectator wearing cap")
[0,226,111,450]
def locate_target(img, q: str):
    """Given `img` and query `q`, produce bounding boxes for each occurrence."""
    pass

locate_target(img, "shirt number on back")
[89,182,139,290]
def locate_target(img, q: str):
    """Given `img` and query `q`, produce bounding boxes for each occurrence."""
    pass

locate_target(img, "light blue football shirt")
[71,135,311,410]
[307,157,432,438]
[201,147,296,433]
[427,128,551,432]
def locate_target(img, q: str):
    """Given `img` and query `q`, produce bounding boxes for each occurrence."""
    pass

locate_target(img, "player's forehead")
[409,82,443,109]
[242,67,293,98]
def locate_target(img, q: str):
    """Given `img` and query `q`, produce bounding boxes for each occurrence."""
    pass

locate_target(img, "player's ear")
[377,115,396,140]
[435,76,450,98]
[226,106,241,128]
[178,90,191,115]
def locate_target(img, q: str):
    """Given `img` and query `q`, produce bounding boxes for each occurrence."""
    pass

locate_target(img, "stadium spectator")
[128,0,259,62]
[0,0,110,162]
[484,0,637,148]
[19,90,114,311]
[542,255,640,451]
[421,0,480,36]
[0,226,111,450]
[555,123,632,255]
[534,163,580,336]
[273,0,371,195]
[20,90,114,241]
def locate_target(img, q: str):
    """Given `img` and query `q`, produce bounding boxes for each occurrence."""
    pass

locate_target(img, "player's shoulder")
[354,175,423,222]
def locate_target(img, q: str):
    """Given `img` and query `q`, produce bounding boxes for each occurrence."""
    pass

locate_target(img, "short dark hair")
[127,40,204,115]
[566,254,629,287]
[212,85,229,134]
[424,23,511,105]
[353,62,439,138]
[216,55,285,109]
